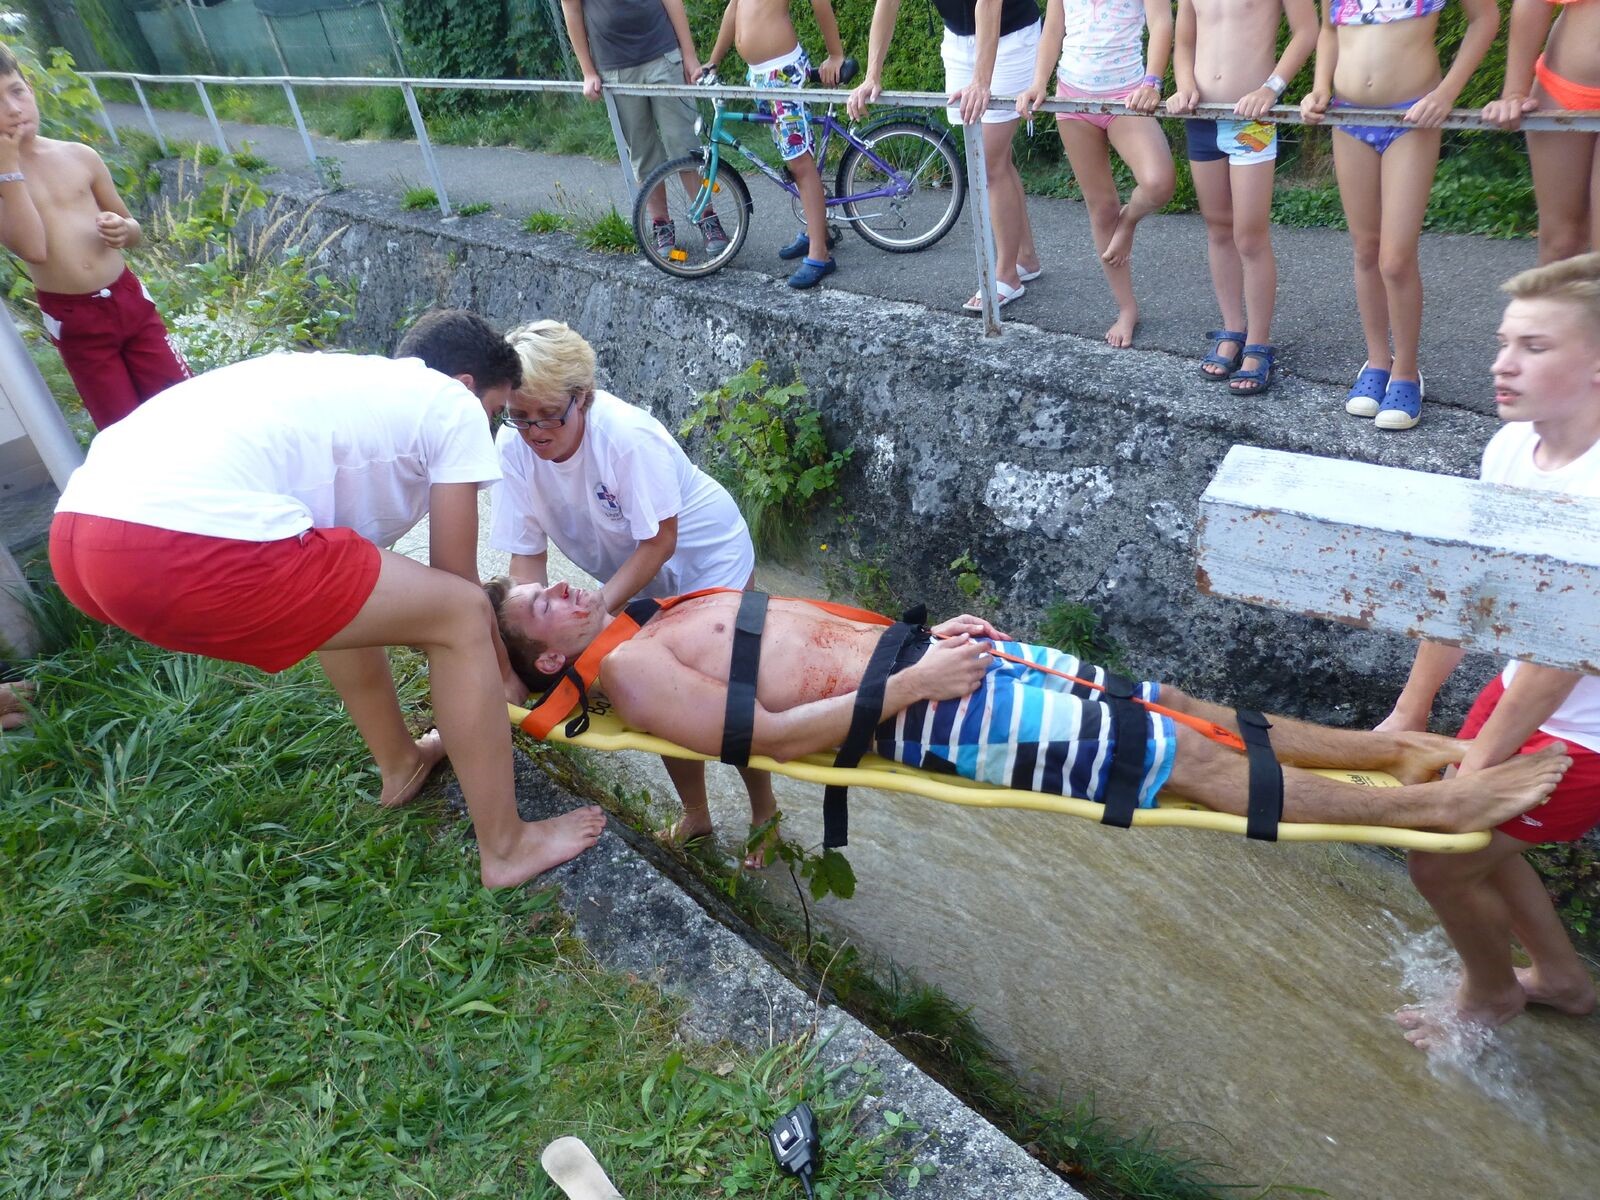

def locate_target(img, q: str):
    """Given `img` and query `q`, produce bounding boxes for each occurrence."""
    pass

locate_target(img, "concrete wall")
[224,170,1510,725]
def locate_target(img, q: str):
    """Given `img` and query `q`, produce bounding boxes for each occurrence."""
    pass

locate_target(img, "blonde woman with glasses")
[488,320,776,867]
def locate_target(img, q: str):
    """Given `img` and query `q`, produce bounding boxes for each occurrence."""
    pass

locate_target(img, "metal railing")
[81,67,1600,336]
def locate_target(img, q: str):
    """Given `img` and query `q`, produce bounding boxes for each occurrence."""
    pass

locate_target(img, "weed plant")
[523,209,571,234]
[680,362,853,560]
[0,588,927,1198]
[456,201,494,217]
[401,185,440,211]
[576,208,637,253]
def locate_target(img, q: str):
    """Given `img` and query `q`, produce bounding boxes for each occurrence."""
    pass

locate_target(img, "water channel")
[547,558,1600,1199]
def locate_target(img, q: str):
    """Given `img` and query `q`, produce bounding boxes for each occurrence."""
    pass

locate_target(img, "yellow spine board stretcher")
[507,703,1491,854]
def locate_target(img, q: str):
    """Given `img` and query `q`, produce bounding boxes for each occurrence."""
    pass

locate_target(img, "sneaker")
[650,218,677,256]
[787,256,836,289]
[697,211,730,254]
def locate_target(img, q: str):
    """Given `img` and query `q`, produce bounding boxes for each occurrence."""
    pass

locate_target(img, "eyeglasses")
[500,393,579,431]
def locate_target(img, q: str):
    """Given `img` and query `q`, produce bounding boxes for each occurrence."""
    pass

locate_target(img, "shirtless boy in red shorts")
[49,310,606,889]
[0,43,188,429]
[1379,254,1600,1046]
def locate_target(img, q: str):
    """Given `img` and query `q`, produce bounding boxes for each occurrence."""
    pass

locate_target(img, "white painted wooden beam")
[1196,446,1600,673]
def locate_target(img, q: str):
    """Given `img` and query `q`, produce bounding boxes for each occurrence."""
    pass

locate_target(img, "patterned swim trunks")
[747,44,813,161]
[1184,118,1278,166]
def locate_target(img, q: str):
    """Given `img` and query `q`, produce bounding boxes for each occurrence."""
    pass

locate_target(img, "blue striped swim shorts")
[873,640,1178,807]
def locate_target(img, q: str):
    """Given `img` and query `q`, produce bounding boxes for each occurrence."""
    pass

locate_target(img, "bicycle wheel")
[631,154,752,279]
[836,121,966,253]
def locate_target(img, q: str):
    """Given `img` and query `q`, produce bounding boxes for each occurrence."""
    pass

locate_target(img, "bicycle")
[631,60,968,279]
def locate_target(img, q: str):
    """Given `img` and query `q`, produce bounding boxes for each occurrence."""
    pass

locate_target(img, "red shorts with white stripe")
[1458,676,1600,843]
[35,267,190,430]
[49,512,381,673]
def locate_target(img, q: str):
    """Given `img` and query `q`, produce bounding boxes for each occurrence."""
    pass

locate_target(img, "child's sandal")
[1229,345,1275,396]
[1199,329,1245,380]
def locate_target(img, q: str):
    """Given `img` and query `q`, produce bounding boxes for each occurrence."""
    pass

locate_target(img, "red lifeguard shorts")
[1458,676,1600,844]
[35,267,191,430]
[49,512,382,673]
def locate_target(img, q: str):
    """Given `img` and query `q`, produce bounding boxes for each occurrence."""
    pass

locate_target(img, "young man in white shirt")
[50,311,605,889]
[1380,254,1600,1046]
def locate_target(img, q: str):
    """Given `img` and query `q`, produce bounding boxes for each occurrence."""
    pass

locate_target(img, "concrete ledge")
[499,752,1085,1199]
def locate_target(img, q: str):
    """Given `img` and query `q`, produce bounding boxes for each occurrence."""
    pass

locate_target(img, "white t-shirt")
[1058,0,1148,92]
[1481,421,1600,753]
[56,352,501,548]
[489,389,754,598]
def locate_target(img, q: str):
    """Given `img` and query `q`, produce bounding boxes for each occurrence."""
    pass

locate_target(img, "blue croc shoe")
[1375,373,1424,430]
[787,256,836,289]
[779,227,839,261]
[1199,329,1245,380]
[1344,361,1391,417]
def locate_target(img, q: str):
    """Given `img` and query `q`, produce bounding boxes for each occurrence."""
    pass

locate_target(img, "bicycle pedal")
[669,248,688,262]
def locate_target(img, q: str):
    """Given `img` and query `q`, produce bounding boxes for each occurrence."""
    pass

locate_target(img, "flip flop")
[1017,264,1043,282]
[963,279,1025,313]
[541,1137,624,1200]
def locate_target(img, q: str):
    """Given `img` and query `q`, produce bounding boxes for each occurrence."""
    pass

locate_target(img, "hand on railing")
[1482,93,1540,132]
[846,72,881,122]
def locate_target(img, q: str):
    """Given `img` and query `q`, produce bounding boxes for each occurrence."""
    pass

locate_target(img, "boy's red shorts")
[49,512,382,673]
[1458,676,1600,843]
[35,267,191,430]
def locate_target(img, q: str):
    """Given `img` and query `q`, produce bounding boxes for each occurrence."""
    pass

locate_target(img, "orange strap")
[968,641,1246,753]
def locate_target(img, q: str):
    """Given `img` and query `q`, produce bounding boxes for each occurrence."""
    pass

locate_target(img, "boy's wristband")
[1141,74,1162,89]
[0,171,23,184]
[1264,74,1288,97]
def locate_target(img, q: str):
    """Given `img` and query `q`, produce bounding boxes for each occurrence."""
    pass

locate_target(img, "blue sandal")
[787,256,837,289]
[1229,344,1275,396]
[1374,373,1424,431]
[1199,329,1245,380]
[1344,362,1391,417]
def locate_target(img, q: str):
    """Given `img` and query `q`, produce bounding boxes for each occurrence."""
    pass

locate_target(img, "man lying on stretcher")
[488,581,1571,841]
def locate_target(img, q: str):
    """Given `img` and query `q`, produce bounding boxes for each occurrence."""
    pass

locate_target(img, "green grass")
[400,186,440,212]
[576,208,638,253]
[522,209,571,234]
[0,586,926,1199]
[456,201,494,217]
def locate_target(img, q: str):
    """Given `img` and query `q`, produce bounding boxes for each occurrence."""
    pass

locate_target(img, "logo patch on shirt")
[595,483,625,522]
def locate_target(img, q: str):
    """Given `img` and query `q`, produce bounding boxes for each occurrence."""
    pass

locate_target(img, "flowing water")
[493,539,1600,1197]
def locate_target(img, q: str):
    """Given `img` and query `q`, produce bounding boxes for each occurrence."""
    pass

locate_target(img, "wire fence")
[81,67,1600,334]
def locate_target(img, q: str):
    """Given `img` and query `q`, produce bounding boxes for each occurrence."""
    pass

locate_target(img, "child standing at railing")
[1300,0,1499,430]
[1017,0,1174,348]
[1481,0,1600,265]
[704,0,845,289]
[1167,0,1318,396]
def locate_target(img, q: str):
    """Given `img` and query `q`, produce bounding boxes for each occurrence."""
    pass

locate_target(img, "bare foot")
[1100,205,1134,267]
[378,729,448,808]
[743,816,783,870]
[1394,982,1526,1051]
[0,680,34,720]
[1387,731,1468,785]
[1105,308,1138,349]
[1430,744,1571,832]
[1515,965,1598,1016]
[655,814,713,850]
[480,805,607,889]
[1,711,26,731]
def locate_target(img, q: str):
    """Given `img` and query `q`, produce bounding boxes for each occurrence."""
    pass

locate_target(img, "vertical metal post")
[962,122,1000,336]
[372,0,407,74]
[283,84,322,178]
[182,0,221,74]
[601,90,638,195]
[193,81,230,155]
[400,83,451,216]
[83,76,120,146]
[130,79,168,154]
[0,307,84,491]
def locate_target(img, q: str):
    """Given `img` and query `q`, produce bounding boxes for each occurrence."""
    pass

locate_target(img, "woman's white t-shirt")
[1481,421,1600,753]
[489,390,754,597]
[55,352,502,548]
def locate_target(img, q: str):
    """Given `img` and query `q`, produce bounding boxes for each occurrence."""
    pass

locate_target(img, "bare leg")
[1332,132,1392,373]
[982,120,1027,292]
[791,150,832,263]
[1189,157,1244,374]
[319,646,448,807]
[1376,129,1442,383]
[1163,723,1570,832]
[1527,129,1595,265]
[1399,832,1595,1047]
[1228,158,1277,389]
[1102,114,1175,269]
[1057,120,1135,346]
[738,765,779,869]
[321,550,605,888]
[659,755,714,843]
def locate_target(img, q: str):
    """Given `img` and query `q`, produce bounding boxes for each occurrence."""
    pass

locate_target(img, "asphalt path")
[108,101,1535,417]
